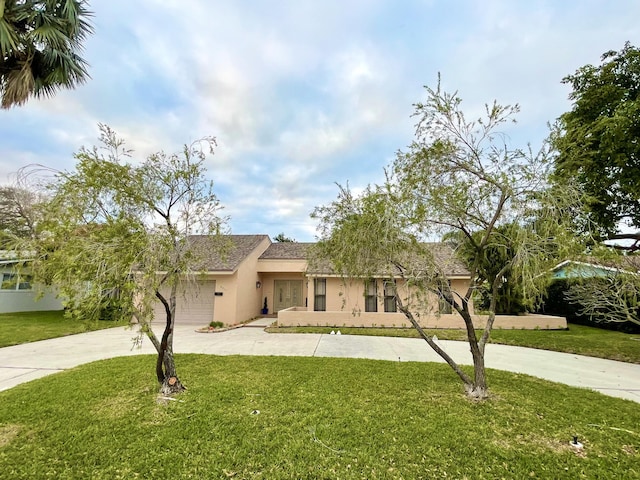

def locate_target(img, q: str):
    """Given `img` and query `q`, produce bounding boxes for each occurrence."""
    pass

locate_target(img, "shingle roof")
[259,242,312,260]
[188,236,470,277]
[307,242,470,278]
[189,235,269,271]
[429,243,470,277]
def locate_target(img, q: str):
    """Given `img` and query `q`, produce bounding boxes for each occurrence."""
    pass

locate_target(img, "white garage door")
[152,280,216,326]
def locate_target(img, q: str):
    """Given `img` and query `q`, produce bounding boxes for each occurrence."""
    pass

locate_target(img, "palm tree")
[0,0,93,109]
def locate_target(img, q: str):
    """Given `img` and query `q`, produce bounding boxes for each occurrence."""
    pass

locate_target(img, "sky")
[1,0,639,241]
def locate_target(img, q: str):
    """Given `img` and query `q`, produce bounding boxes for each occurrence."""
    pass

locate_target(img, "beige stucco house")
[156,235,566,329]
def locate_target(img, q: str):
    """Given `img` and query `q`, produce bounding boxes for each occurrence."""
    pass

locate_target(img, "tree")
[445,224,530,315]
[0,185,42,246]
[273,232,295,242]
[312,82,581,399]
[0,0,93,108]
[22,125,226,394]
[551,42,640,251]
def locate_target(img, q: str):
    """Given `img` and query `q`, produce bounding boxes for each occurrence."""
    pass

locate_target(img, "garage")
[152,280,216,326]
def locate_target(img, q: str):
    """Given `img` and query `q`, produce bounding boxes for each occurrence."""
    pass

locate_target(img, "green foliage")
[29,125,224,324]
[208,320,224,329]
[446,225,530,314]
[552,42,640,244]
[0,355,639,479]
[543,278,640,332]
[0,0,93,108]
[312,79,585,396]
[19,125,226,388]
[273,232,295,242]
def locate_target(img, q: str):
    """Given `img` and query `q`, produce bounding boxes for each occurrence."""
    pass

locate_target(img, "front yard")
[0,355,638,479]
[0,310,125,348]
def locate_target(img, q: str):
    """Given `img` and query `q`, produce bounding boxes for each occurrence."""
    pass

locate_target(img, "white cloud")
[2,0,640,240]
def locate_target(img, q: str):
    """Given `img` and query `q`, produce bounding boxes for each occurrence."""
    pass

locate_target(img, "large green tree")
[313,82,581,399]
[0,0,93,108]
[22,125,226,394]
[445,224,530,315]
[552,42,640,251]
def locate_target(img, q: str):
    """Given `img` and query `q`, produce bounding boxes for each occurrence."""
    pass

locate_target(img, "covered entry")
[274,280,303,312]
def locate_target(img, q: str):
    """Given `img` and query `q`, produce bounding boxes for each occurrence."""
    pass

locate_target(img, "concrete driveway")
[1,321,639,403]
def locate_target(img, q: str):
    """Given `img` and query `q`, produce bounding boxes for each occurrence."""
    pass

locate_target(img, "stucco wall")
[307,276,474,316]
[235,237,271,324]
[277,308,566,330]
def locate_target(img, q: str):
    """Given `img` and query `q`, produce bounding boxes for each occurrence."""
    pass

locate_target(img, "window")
[384,280,397,312]
[314,278,326,312]
[438,297,453,314]
[1,273,32,291]
[437,279,452,314]
[365,280,377,312]
[1,273,17,290]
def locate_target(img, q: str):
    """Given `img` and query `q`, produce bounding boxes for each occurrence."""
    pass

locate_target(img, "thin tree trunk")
[395,296,474,389]
[154,289,185,394]
[457,306,489,399]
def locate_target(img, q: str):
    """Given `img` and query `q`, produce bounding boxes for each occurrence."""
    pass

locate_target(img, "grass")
[266,324,640,364]
[0,355,638,479]
[0,310,125,348]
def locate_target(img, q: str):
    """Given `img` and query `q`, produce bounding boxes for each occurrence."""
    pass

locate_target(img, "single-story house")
[551,258,640,281]
[0,251,63,314]
[153,235,565,329]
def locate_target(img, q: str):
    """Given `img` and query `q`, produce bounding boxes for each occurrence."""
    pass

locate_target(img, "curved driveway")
[1,321,639,403]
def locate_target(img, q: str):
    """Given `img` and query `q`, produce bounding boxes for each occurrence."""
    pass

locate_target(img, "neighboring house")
[0,251,63,314]
[154,236,565,329]
[552,259,640,279]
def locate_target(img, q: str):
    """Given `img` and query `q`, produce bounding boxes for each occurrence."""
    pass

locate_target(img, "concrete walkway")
[1,320,640,403]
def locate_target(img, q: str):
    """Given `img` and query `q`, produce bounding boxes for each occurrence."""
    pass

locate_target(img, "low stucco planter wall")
[277,307,567,330]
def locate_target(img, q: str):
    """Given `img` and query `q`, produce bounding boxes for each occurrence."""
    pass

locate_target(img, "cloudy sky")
[1,0,639,241]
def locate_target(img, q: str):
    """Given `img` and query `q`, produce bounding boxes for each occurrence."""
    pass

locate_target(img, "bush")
[539,279,640,333]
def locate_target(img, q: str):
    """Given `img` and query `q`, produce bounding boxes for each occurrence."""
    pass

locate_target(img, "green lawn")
[0,310,125,348]
[0,355,638,479]
[266,324,640,364]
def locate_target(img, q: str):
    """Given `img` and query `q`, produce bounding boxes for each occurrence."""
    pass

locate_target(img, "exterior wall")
[208,273,238,325]
[257,258,307,273]
[234,237,272,323]
[277,308,567,330]
[0,288,62,313]
[0,264,62,313]
[307,276,474,316]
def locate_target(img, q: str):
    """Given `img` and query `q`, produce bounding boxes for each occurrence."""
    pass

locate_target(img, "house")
[154,235,565,329]
[0,251,63,314]
[552,259,640,279]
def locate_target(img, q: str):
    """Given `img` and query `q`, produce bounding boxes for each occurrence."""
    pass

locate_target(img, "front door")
[274,280,303,312]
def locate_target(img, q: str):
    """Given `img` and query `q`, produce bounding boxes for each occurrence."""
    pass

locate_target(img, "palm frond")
[0,0,93,108]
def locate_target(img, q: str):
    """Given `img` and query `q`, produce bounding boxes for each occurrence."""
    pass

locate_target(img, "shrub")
[539,279,640,333]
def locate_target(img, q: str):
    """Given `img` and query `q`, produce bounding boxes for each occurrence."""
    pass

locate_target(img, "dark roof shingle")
[189,235,269,271]
[259,242,312,260]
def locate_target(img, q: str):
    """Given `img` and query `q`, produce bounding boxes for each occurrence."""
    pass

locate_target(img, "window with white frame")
[314,278,326,311]
[364,279,377,312]
[1,272,32,291]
